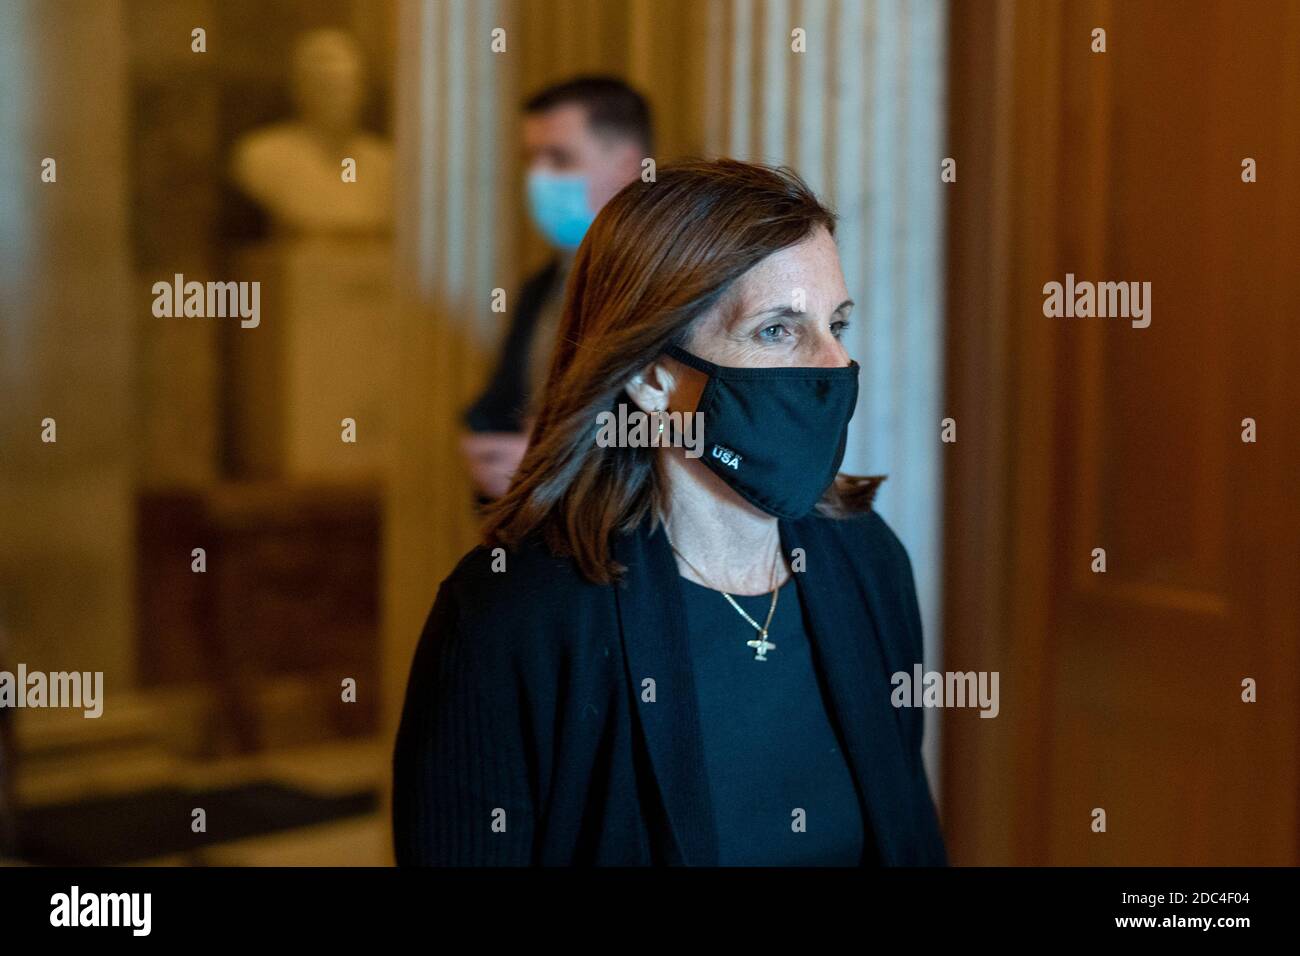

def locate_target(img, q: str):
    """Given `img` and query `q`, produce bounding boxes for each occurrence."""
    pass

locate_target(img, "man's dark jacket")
[462,258,562,433]
[391,507,950,866]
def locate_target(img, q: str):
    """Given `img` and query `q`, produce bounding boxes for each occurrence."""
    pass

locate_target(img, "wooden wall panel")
[944,0,1300,865]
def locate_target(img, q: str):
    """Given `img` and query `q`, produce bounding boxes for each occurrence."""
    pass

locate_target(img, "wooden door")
[943,0,1300,865]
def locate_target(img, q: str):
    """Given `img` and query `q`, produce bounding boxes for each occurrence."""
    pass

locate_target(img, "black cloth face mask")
[662,343,860,519]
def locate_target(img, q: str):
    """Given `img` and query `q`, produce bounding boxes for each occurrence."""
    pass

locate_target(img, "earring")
[657,408,665,437]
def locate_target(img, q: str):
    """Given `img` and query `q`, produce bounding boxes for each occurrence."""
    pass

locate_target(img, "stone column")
[703,0,951,798]
[0,1,136,688]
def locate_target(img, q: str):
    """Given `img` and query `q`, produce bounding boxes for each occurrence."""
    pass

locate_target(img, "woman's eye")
[831,319,851,339]
[759,323,791,342]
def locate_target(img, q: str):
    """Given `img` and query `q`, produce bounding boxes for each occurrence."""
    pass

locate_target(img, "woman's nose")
[808,332,851,368]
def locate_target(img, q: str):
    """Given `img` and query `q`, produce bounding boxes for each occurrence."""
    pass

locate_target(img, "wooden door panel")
[944,0,1300,865]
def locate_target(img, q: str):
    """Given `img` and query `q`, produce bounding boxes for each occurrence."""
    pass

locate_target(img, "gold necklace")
[667,533,782,661]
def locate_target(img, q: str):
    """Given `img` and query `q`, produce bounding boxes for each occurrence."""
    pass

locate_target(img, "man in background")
[461,76,654,500]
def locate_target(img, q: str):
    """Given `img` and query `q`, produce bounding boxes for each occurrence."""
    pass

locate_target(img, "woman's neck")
[658,451,789,595]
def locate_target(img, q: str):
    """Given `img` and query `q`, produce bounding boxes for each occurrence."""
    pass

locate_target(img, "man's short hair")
[523,75,654,155]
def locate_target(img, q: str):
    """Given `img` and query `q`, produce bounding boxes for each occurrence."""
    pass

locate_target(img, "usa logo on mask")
[711,445,742,470]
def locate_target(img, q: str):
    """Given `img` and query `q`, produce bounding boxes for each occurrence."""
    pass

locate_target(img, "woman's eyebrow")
[743,298,855,321]
[744,304,805,321]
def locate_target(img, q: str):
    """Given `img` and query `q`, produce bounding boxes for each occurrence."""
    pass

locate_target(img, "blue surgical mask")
[526,169,595,250]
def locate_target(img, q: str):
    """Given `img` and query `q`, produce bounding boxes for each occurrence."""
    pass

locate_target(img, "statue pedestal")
[228,237,396,480]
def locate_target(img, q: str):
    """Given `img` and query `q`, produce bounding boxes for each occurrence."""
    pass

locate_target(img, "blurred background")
[0,0,1295,866]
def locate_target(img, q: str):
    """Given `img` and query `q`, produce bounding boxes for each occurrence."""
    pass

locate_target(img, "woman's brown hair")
[480,158,884,584]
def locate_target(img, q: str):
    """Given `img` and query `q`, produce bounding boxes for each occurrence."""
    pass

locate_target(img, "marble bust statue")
[230,29,393,236]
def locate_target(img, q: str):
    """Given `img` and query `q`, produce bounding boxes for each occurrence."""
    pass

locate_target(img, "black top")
[680,575,866,866]
[391,510,948,866]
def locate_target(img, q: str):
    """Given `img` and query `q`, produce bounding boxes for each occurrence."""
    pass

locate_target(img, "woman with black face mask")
[392,158,948,867]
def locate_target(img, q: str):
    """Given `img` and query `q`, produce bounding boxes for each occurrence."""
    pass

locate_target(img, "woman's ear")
[623,358,676,415]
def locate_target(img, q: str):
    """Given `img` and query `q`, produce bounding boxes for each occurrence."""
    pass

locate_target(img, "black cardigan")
[391,507,950,866]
